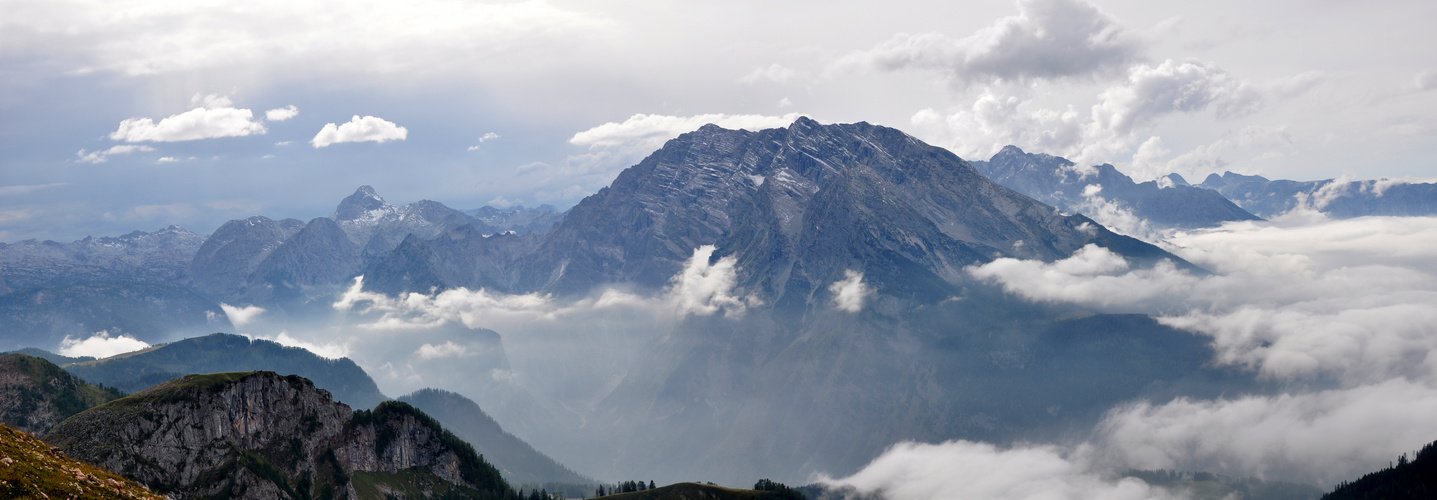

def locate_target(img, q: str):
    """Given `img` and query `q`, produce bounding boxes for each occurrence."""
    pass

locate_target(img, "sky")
[2,0,1436,243]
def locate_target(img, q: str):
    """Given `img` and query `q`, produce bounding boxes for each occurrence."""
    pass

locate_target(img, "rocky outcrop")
[0,353,118,435]
[0,422,167,500]
[45,371,511,499]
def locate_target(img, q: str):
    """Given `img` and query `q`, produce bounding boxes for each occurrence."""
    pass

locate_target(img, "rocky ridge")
[45,371,512,499]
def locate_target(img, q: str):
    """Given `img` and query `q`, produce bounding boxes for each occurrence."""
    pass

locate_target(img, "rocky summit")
[45,371,513,500]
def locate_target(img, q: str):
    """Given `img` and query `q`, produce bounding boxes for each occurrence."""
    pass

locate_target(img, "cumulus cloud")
[311,115,408,148]
[828,270,870,312]
[832,0,1142,85]
[109,94,267,142]
[58,331,150,359]
[670,245,753,318]
[75,145,156,164]
[221,303,267,326]
[467,132,501,151]
[822,440,1177,500]
[911,60,1317,168]
[264,105,298,121]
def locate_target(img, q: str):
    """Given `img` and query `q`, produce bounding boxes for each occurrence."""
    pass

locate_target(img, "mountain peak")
[996,144,1027,157]
[335,185,390,220]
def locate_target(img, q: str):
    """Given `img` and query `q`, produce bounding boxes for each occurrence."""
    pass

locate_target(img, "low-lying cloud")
[58,331,150,359]
[829,270,870,313]
[221,303,267,327]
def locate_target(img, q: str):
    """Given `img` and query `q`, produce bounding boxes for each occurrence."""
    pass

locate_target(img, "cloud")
[1096,379,1437,485]
[467,132,501,151]
[332,246,757,331]
[0,183,68,196]
[6,0,613,77]
[156,156,180,163]
[242,332,350,360]
[109,94,267,142]
[311,115,408,147]
[58,331,150,359]
[221,303,267,326]
[264,105,299,121]
[821,440,1177,500]
[828,270,870,312]
[910,60,1315,168]
[832,0,1142,86]
[570,113,800,152]
[129,203,196,220]
[416,341,472,360]
[75,145,156,164]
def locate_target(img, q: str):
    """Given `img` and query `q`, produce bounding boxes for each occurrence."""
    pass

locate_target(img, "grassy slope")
[0,423,166,499]
[0,353,120,435]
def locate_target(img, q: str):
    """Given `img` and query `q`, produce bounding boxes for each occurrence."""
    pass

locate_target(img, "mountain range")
[1199,171,1437,219]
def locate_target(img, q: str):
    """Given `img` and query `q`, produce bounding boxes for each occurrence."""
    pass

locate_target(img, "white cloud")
[416,341,472,360]
[570,113,800,152]
[220,303,266,326]
[467,132,501,151]
[109,94,267,142]
[828,270,870,313]
[332,245,757,331]
[75,145,156,164]
[311,115,408,148]
[264,105,298,121]
[58,331,150,359]
[822,440,1177,500]
[832,0,1142,85]
[241,332,351,360]
[156,156,179,163]
[778,97,792,108]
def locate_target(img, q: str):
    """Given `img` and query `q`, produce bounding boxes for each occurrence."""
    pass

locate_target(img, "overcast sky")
[2,0,1435,242]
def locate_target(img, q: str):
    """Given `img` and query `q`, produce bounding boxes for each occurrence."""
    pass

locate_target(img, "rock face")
[970,145,1260,229]
[1200,171,1437,219]
[46,371,511,500]
[0,353,119,435]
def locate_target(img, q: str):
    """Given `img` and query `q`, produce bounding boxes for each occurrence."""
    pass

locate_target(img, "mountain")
[61,333,389,410]
[0,225,204,295]
[397,388,592,486]
[970,145,1259,229]
[1321,439,1437,500]
[1200,171,1437,219]
[465,205,565,235]
[186,215,307,299]
[348,119,1247,484]
[45,371,514,500]
[368,118,1189,298]
[0,422,166,500]
[0,353,120,434]
[0,281,229,351]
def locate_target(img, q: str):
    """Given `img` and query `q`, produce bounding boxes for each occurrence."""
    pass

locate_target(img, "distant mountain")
[0,422,166,499]
[0,353,120,435]
[0,281,228,351]
[1200,171,1437,219]
[398,388,593,486]
[61,332,388,409]
[1321,439,1437,500]
[466,205,565,235]
[970,145,1259,229]
[46,371,515,500]
[0,225,204,294]
[598,482,797,500]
